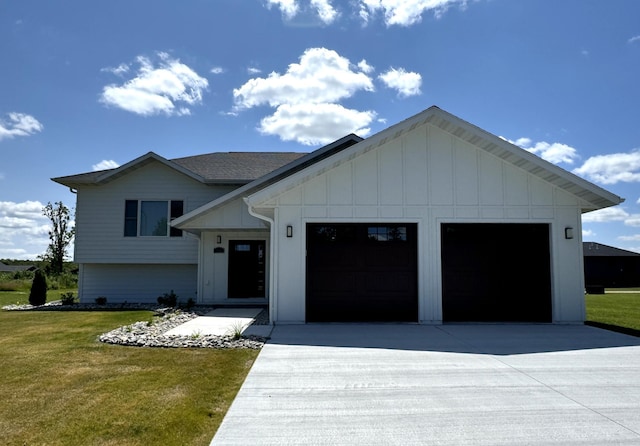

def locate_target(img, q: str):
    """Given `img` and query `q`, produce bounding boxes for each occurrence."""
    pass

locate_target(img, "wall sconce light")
[216,235,222,244]
[564,227,574,240]
[286,225,293,238]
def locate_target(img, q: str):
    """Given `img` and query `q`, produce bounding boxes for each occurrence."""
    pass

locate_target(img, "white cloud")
[360,0,469,26]
[628,35,640,44]
[625,214,640,227]
[92,160,120,171]
[247,67,262,75]
[266,0,339,25]
[100,52,209,117]
[0,201,52,260]
[258,103,376,145]
[233,47,378,145]
[312,0,339,24]
[637,197,640,204]
[506,137,579,165]
[210,67,224,75]
[357,59,374,74]
[266,0,299,20]
[581,207,629,223]
[101,63,130,76]
[0,113,43,142]
[378,67,422,97]
[234,48,374,109]
[572,150,640,184]
[618,234,640,241]
[582,229,595,238]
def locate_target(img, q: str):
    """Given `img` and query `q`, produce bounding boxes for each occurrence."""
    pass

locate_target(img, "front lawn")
[0,307,258,445]
[585,292,640,333]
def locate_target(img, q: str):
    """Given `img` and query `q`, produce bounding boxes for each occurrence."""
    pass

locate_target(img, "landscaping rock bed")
[2,302,268,350]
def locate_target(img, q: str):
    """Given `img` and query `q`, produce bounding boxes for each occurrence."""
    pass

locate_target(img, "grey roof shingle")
[171,152,308,182]
[52,151,309,186]
[583,242,640,257]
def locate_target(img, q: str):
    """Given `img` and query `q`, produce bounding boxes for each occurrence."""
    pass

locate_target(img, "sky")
[1,0,640,260]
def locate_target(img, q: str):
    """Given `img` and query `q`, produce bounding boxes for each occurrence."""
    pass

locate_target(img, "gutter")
[245,199,276,326]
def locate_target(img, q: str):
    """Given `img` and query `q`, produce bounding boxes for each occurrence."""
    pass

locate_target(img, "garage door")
[306,223,418,322]
[441,223,552,322]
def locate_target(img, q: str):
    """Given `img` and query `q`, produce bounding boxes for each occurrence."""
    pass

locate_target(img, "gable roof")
[583,242,640,257]
[0,262,36,272]
[172,134,363,229]
[245,106,623,212]
[52,151,308,189]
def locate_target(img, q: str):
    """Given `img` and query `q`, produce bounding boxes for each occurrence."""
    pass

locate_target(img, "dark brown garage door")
[441,223,552,322]
[306,223,418,322]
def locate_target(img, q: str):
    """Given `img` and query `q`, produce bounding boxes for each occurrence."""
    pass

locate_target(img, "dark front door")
[441,223,552,322]
[306,223,418,322]
[228,240,266,298]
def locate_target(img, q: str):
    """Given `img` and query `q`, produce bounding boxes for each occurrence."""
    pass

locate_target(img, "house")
[53,106,623,324]
[0,262,37,273]
[583,242,640,293]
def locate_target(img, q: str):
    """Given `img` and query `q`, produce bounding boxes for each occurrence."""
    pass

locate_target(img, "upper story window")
[124,200,183,237]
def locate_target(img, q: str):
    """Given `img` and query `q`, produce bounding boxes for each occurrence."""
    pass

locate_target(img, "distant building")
[583,242,640,293]
[0,262,37,273]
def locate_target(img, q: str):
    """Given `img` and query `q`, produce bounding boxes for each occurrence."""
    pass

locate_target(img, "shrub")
[47,272,78,290]
[157,290,178,307]
[60,292,76,306]
[95,296,107,305]
[29,270,47,306]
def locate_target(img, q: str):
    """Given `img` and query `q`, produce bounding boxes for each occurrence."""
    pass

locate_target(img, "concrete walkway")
[164,308,272,337]
[211,324,640,445]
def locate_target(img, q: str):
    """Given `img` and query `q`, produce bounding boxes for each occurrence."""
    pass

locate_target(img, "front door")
[228,240,266,298]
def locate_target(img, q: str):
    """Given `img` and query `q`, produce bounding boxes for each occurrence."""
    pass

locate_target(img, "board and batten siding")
[257,123,586,323]
[78,263,197,304]
[178,196,268,230]
[73,161,236,264]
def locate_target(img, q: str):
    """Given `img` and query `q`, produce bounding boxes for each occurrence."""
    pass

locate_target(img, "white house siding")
[73,161,235,303]
[198,230,270,304]
[73,161,235,264]
[254,123,586,324]
[174,197,270,304]
[78,263,197,304]
[178,196,267,231]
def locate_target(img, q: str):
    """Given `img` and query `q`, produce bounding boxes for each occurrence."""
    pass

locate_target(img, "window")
[367,226,407,242]
[124,200,183,237]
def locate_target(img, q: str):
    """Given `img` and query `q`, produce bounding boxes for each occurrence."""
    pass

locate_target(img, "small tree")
[29,269,47,306]
[42,201,75,275]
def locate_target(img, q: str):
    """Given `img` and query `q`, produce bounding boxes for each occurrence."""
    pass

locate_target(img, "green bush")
[157,290,178,307]
[47,272,78,290]
[60,292,76,306]
[29,270,47,306]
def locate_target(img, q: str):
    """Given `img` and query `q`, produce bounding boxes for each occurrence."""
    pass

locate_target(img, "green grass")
[0,289,78,307]
[585,292,640,332]
[0,303,258,445]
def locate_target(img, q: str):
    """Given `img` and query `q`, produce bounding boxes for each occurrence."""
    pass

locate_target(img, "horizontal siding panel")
[79,263,197,303]
[74,161,228,263]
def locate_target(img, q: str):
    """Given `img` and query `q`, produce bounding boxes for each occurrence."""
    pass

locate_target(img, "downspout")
[245,199,277,325]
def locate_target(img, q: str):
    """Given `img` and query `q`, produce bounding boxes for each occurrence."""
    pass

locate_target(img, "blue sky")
[1,0,640,260]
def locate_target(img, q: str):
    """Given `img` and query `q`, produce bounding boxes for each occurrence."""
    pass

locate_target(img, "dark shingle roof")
[583,242,640,257]
[171,152,307,182]
[0,262,36,272]
[52,151,309,187]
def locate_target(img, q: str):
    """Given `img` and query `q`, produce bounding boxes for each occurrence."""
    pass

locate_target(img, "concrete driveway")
[211,324,640,445]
